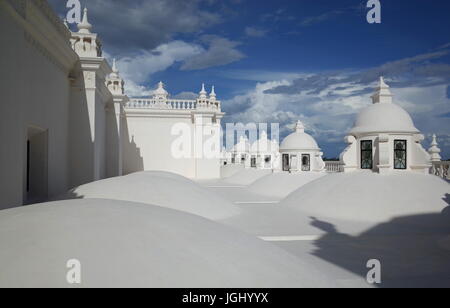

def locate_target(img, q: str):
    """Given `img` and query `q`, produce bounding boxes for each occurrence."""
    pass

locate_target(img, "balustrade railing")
[430,161,450,180]
[325,161,344,173]
[126,98,221,111]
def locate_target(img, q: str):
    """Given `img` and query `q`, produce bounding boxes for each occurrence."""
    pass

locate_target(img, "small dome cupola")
[350,77,419,135]
[280,121,320,151]
[153,81,169,100]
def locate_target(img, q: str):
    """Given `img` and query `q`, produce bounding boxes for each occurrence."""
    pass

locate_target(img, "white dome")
[0,199,337,287]
[58,171,239,220]
[280,121,320,151]
[350,103,419,135]
[282,172,450,224]
[153,81,168,96]
[350,77,419,135]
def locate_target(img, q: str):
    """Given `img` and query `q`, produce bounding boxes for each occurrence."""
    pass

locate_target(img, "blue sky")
[49,0,450,159]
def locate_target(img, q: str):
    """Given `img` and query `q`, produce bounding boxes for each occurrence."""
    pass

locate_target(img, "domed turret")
[280,121,320,151]
[350,77,419,136]
[279,121,325,172]
[340,77,430,174]
[153,81,169,101]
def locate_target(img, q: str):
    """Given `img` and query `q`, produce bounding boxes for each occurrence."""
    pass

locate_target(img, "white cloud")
[118,41,204,85]
[181,35,245,71]
[245,27,267,37]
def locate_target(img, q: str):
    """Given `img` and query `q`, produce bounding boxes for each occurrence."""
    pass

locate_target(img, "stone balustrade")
[430,161,450,180]
[325,161,344,173]
[126,98,221,111]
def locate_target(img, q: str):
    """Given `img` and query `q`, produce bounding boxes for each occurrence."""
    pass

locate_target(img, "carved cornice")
[2,0,79,73]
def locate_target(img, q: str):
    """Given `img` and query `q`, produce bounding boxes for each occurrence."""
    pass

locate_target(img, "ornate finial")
[295,120,305,133]
[199,83,207,99]
[209,86,217,101]
[77,7,92,34]
[372,76,393,104]
[112,59,119,73]
[428,134,442,162]
[152,81,169,100]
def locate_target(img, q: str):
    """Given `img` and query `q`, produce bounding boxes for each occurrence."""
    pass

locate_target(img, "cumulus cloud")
[180,35,245,70]
[223,49,450,158]
[49,0,222,53]
[245,27,267,38]
[117,41,203,84]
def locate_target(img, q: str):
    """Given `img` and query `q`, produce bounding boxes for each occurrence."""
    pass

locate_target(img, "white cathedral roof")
[280,121,320,151]
[349,77,419,135]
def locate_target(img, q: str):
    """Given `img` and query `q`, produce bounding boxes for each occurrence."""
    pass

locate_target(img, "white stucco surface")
[59,171,240,220]
[282,172,450,222]
[247,172,326,199]
[0,199,338,288]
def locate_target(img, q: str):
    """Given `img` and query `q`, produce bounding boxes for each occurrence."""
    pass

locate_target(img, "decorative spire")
[109,58,120,79]
[209,86,217,101]
[371,76,393,104]
[428,134,442,162]
[63,19,69,29]
[77,7,92,34]
[199,83,208,99]
[112,58,119,73]
[153,81,169,100]
[295,120,305,133]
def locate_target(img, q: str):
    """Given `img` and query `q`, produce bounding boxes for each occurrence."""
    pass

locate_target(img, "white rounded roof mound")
[59,171,240,220]
[0,199,337,287]
[280,121,320,151]
[350,103,419,135]
[282,172,450,223]
[349,77,419,135]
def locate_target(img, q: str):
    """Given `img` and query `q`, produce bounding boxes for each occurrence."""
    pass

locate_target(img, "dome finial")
[372,76,393,104]
[199,83,207,99]
[428,134,442,162]
[112,58,119,73]
[295,120,305,133]
[209,86,217,101]
[77,7,92,34]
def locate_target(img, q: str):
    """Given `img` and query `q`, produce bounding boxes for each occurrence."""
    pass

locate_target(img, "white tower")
[70,8,102,58]
[106,59,125,95]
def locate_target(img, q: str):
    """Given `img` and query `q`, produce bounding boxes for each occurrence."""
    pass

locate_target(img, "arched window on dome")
[361,140,373,170]
[282,154,290,172]
[394,140,407,170]
[301,154,310,171]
